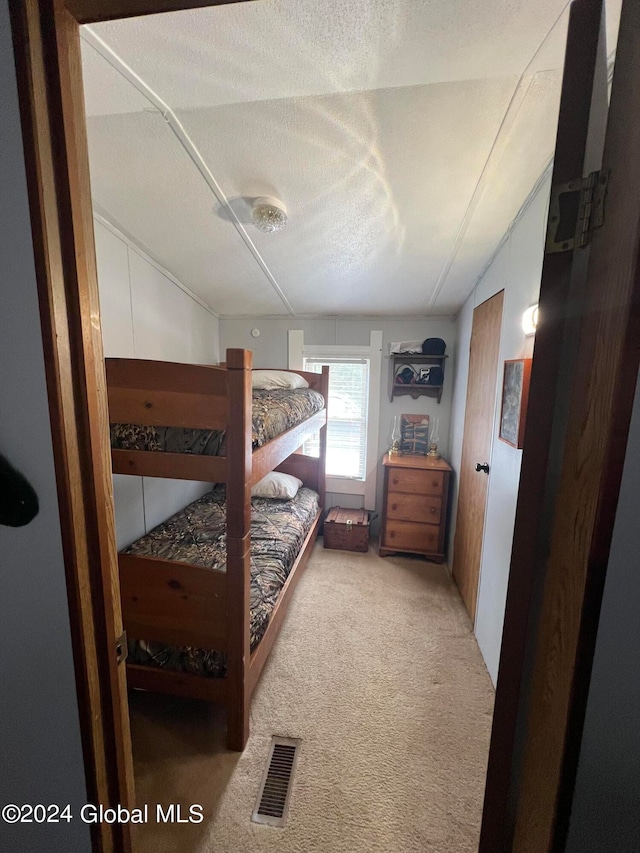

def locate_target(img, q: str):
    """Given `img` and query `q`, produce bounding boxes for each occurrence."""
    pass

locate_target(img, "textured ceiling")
[81,0,622,317]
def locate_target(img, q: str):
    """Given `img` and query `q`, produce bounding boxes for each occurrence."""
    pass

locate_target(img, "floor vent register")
[251,736,301,827]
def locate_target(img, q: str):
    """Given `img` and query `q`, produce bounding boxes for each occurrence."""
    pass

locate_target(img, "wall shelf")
[389,353,447,403]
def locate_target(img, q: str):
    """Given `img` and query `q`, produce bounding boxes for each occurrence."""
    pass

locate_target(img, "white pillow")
[251,472,303,500]
[252,369,309,390]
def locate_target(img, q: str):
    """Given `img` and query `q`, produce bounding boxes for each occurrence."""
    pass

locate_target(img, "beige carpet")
[129,543,494,853]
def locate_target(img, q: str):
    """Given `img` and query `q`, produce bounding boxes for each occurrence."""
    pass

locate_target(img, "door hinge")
[546,170,608,253]
[115,630,128,666]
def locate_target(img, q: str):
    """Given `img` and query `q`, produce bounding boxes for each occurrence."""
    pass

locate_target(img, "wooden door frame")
[7,1,640,852]
[481,0,640,849]
[479,0,604,847]
[512,0,640,846]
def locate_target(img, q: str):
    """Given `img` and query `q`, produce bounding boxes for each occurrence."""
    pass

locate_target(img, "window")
[288,330,383,507]
[303,357,370,480]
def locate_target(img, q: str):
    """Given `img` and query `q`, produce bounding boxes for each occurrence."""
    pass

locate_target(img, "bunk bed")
[105,349,328,750]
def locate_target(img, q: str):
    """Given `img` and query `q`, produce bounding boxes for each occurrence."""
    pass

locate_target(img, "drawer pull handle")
[392,503,397,510]
[430,507,437,514]
[390,531,395,538]
[392,477,399,485]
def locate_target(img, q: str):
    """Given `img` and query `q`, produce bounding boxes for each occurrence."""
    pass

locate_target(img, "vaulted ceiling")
[81,0,621,317]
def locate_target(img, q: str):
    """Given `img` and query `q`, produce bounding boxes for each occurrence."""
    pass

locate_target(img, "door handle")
[475,462,490,474]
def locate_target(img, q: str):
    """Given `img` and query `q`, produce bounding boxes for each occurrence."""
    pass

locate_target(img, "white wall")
[448,173,551,683]
[0,1,91,849]
[95,217,220,548]
[220,316,455,525]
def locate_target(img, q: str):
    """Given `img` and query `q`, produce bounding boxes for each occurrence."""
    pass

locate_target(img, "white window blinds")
[303,357,370,480]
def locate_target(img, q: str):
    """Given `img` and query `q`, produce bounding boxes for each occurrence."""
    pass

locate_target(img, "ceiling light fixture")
[251,197,288,234]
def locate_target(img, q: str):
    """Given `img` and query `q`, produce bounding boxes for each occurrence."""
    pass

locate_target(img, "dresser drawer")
[387,467,444,496]
[382,520,441,553]
[387,493,442,525]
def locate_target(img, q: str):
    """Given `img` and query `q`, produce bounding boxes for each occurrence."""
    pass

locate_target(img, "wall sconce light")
[522,304,539,336]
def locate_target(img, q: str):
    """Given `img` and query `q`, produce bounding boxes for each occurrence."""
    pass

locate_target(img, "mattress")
[110,387,324,456]
[125,485,319,678]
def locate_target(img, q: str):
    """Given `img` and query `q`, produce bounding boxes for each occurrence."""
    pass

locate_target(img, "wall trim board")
[93,210,219,318]
[219,313,455,321]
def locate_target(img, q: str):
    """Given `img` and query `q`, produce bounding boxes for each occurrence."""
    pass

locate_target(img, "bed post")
[318,366,329,513]
[225,348,252,750]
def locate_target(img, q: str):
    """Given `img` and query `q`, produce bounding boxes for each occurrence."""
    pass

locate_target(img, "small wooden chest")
[323,507,370,553]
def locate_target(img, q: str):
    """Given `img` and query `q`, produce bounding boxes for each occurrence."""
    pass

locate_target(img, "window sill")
[326,476,366,496]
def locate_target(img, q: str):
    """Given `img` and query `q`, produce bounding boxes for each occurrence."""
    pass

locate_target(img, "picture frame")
[400,414,430,455]
[498,358,532,448]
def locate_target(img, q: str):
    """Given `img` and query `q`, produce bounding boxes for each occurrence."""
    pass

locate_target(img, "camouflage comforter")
[125,486,319,678]
[111,387,324,456]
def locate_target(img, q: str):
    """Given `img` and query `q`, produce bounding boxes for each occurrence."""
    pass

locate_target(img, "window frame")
[288,330,383,508]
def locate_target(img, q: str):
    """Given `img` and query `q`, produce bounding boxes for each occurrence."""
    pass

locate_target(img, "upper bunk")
[105,348,328,487]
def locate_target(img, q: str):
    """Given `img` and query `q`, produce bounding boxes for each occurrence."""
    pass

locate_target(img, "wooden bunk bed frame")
[105,348,328,750]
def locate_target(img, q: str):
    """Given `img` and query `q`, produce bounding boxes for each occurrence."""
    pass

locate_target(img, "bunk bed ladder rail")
[225,349,253,750]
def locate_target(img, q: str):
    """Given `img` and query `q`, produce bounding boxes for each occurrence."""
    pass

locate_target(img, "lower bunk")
[119,482,321,750]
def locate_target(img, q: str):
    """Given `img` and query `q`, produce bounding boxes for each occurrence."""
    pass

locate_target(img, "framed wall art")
[498,358,532,449]
[400,414,430,455]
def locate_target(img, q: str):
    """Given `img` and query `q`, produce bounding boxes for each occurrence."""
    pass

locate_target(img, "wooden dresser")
[379,453,452,563]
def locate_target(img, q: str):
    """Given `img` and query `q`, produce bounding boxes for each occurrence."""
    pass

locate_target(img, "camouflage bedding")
[125,485,319,678]
[110,387,324,456]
